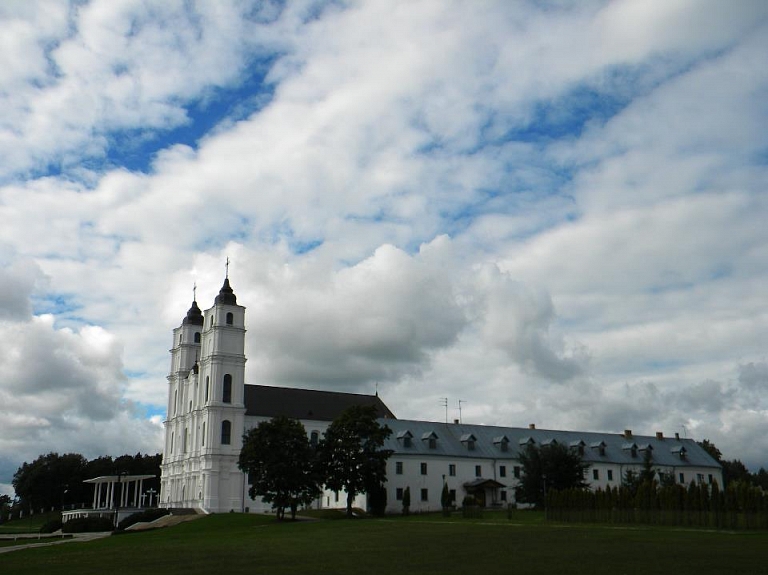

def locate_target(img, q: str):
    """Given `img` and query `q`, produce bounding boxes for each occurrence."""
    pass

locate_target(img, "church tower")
[160,274,247,512]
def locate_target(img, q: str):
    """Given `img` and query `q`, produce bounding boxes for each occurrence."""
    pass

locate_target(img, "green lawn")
[2,512,768,575]
[0,511,59,534]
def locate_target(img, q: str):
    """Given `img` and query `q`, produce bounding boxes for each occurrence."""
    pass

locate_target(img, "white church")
[160,276,722,515]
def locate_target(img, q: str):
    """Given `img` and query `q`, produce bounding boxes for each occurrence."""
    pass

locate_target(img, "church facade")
[160,278,722,514]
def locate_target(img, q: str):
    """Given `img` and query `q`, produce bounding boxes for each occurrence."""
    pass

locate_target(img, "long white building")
[160,277,722,514]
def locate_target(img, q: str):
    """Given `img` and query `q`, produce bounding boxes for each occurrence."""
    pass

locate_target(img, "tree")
[238,416,320,520]
[317,405,393,517]
[514,442,588,508]
[697,439,722,463]
[12,453,88,513]
[0,494,11,522]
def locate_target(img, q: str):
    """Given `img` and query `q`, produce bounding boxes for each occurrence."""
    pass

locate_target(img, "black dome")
[214,278,237,305]
[182,300,204,325]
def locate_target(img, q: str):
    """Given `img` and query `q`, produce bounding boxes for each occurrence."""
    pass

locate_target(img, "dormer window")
[570,440,586,456]
[671,445,687,460]
[541,438,558,447]
[591,441,606,456]
[397,430,413,448]
[460,433,476,451]
[493,435,510,452]
[422,431,438,449]
[519,436,535,447]
[638,444,653,457]
[622,442,638,458]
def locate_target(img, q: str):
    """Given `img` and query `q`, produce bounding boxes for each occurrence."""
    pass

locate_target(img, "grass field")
[0,511,59,534]
[2,511,768,575]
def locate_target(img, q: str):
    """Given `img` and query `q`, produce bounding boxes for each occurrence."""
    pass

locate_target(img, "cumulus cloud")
[1,0,768,488]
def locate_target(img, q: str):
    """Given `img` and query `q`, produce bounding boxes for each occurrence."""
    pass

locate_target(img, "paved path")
[0,531,112,554]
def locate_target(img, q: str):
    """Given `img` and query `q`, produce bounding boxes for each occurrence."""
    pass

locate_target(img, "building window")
[194,332,201,343]
[202,422,206,447]
[421,488,428,502]
[403,436,412,448]
[396,462,403,475]
[697,473,705,484]
[708,474,713,484]
[475,465,482,477]
[679,472,685,484]
[428,437,436,449]
[396,488,404,501]
[593,469,599,481]
[223,374,232,403]
[226,312,233,325]
[499,465,506,478]
[607,469,613,481]
[420,462,428,475]
[449,464,456,477]
[449,489,456,503]
[221,420,231,445]
[183,429,188,452]
[310,431,319,447]
[500,491,507,502]
[514,466,521,479]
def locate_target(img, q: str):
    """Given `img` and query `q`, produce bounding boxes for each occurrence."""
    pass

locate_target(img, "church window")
[395,462,403,475]
[205,376,209,402]
[194,332,201,343]
[174,390,178,415]
[183,429,188,452]
[421,488,428,502]
[223,374,232,403]
[310,431,319,447]
[226,312,233,325]
[202,422,206,447]
[170,432,174,452]
[221,420,231,445]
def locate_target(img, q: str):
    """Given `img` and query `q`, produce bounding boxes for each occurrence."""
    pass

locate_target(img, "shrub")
[62,517,115,533]
[39,519,63,533]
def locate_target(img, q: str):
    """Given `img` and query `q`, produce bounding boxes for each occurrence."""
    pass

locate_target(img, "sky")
[1,0,767,497]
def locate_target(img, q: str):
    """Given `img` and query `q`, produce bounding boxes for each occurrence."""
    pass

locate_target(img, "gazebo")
[62,474,157,526]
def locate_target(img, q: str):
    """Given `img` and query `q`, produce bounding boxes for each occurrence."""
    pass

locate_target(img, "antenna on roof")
[458,399,465,424]
[440,397,448,424]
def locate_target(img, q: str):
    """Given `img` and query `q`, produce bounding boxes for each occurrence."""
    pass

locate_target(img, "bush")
[39,519,63,533]
[117,508,170,531]
[62,517,115,533]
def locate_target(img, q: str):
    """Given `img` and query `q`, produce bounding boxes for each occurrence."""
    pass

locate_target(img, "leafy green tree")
[317,405,393,517]
[514,442,588,509]
[697,439,722,462]
[0,494,11,522]
[402,486,411,515]
[238,416,320,520]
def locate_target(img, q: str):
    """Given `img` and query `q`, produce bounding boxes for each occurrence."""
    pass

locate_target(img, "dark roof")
[244,385,397,421]
[214,278,237,305]
[182,300,204,325]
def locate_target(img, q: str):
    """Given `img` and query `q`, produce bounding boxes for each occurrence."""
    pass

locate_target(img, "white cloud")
[1,0,768,487]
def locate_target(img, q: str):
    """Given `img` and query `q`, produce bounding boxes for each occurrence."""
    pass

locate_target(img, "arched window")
[310,431,319,447]
[205,376,209,402]
[221,420,231,445]
[194,332,201,343]
[226,312,233,325]
[222,374,232,403]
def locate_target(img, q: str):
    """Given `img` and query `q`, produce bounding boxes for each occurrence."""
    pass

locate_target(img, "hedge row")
[546,480,768,530]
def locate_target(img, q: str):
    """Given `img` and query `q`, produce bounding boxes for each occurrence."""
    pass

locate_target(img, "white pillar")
[108,481,114,508]
[92,484,98,509]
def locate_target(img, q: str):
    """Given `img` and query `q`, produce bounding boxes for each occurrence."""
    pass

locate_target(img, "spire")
[182,292,204,325]
[215,277,237,305]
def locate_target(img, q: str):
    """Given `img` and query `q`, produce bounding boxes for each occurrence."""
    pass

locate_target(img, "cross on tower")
[225,257,230,278]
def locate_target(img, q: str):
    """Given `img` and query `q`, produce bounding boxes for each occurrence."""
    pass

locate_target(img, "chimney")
[529,423,536,430]
[656,432,664,440]
[624,429,632,439]
[675,432,680,440]
[453,419,460,425]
